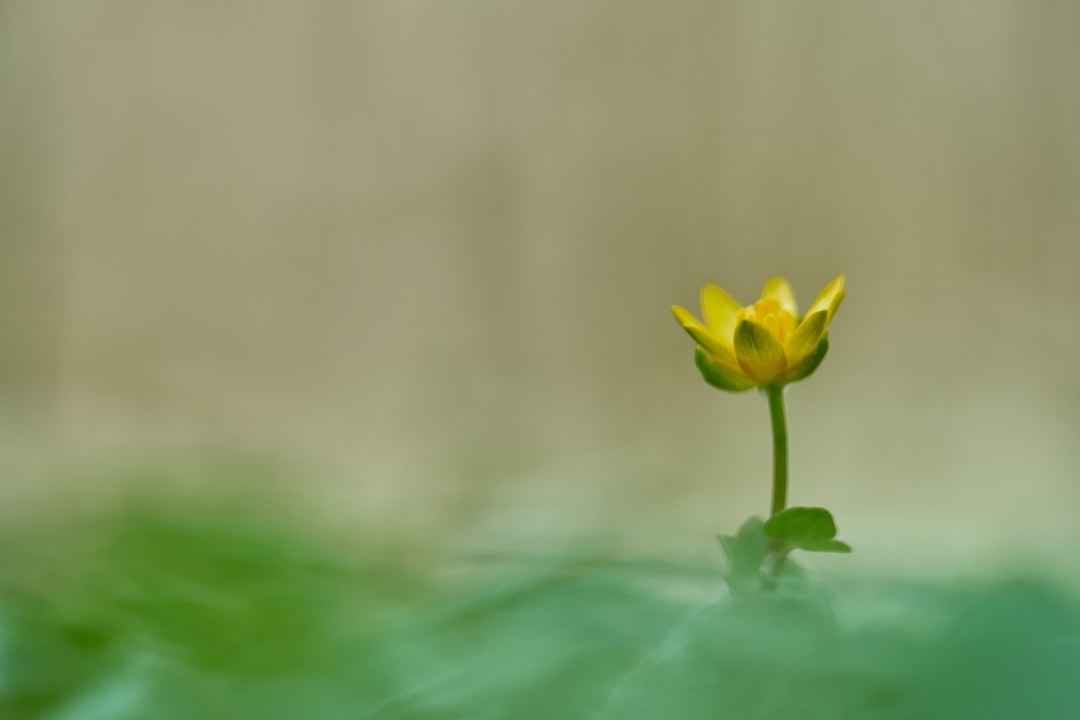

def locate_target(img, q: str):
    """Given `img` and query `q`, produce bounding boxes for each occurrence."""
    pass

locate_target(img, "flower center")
[737,299,796,345]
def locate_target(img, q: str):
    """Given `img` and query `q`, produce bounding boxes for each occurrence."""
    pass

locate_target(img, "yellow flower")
[672,276,845,391]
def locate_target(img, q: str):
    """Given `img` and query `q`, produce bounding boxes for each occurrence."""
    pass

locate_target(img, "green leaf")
[717,517,768,593]
[764,507,852,553]
[800,538,853,553]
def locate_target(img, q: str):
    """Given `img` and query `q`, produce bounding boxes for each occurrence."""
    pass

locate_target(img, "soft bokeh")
[2,2,1079,569]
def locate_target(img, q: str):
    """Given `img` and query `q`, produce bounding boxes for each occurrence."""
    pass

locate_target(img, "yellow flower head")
[672,276,845,391]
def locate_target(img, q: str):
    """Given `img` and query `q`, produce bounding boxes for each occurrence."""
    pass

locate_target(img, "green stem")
[766,385,788,517]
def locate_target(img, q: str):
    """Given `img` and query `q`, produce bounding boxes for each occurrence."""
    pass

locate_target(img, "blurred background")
[1,1,1078,570]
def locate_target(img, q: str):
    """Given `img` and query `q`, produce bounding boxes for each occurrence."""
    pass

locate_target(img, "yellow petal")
[826,288,845,322]
[777,333,829,385]
[700,284,741,344]
[734,319,787,382]
[672,306,740,369]
[761,276,798,317]
[695,347,756,393]
[806,275,846,324]
[784,310,827,366]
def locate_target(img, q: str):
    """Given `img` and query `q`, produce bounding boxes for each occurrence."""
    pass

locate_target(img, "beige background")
[1,2,1078,569]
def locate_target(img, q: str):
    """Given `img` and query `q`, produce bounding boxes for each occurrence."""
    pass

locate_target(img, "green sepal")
[764,506,853,554]
[695,346,756,393]
[776,333,829,385]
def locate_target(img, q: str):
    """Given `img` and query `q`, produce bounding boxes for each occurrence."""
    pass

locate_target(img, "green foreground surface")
[1,486,1077,719]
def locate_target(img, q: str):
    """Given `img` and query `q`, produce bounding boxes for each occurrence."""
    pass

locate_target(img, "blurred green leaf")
[764,507,851,553]
[799,539,852,553]
[717,517,768,594]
